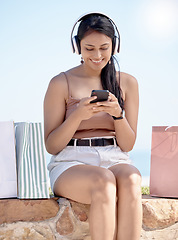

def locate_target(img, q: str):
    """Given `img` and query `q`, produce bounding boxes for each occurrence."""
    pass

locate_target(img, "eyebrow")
[85,43,110,47]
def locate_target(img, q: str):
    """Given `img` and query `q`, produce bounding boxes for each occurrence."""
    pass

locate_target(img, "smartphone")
[90,90,109,103]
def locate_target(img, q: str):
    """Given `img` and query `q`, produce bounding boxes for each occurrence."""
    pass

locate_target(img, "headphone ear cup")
[112,36,120,55]
[72,36,81,55]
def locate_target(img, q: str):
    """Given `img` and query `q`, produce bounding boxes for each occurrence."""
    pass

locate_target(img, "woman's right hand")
[75,96,99,121]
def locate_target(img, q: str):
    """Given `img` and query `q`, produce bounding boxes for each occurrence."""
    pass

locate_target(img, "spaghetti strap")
[62,72,71,98]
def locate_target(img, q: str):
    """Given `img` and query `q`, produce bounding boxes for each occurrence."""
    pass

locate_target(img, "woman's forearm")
[45,111,82,155]
[114,117,136,152]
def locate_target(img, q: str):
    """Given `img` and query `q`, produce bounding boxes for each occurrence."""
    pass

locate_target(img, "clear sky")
[1,0,178,151]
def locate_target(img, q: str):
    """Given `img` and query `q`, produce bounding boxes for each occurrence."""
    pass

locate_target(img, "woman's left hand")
[93,92,123,117]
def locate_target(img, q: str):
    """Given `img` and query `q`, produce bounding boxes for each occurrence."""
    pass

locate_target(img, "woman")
[44,13,142,240]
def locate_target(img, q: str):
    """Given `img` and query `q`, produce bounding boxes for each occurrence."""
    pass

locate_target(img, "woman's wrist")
[112,109,124,120]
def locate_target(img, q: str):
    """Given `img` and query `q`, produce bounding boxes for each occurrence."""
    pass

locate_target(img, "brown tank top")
[63,72,115,139]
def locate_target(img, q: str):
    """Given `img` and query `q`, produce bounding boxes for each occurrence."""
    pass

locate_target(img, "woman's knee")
[116,165,142,197]
[90,168,117,202]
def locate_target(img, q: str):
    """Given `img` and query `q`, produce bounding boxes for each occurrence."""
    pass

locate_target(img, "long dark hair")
[77,14,124,110]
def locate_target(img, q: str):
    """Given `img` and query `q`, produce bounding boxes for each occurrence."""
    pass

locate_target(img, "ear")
[72,36,81,55]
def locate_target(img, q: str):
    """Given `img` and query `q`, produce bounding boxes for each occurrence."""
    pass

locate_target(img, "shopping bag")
[150,126,178,198]
[15,122,49,199]
[0,121,17,198]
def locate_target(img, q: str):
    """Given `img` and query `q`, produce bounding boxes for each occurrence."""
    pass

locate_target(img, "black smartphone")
[90,90,109,103]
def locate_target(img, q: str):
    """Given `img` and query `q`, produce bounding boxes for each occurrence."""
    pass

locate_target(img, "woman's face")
[80,31,112,72]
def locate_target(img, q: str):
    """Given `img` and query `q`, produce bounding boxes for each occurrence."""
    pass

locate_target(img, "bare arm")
[44,73,97,155]
[114,74,139,151]
[95,73,139,152]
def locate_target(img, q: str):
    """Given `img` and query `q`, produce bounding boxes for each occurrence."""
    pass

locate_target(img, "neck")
[81,63,102,78]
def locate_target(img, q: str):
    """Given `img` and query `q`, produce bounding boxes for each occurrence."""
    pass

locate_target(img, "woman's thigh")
[54,164,116,204]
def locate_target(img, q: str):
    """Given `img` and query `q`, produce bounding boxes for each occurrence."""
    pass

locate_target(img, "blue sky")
[1,0,178,152]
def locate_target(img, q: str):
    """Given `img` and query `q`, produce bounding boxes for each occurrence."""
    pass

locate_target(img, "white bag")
[0,121,17,198]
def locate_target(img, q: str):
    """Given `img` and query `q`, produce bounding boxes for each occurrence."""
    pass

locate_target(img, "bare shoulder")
[49,72,68,89]
[118,72,138,96]
[120,72,138,88]
[46,72,69,100]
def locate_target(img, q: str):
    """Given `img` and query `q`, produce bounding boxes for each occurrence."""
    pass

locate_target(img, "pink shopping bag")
[150,126,178,198]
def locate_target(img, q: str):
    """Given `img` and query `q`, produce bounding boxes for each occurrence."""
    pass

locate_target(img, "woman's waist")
[73,129,115,139]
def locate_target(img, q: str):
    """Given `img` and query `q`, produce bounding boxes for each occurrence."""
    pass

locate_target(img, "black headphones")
[71,12,120,55]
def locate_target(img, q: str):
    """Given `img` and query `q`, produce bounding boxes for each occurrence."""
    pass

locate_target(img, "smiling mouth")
[90,59,103,63]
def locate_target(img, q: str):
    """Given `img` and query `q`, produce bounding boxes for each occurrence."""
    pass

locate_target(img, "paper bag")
[0,121,17,198]
[15,122,49,199]
[150,126,178,198]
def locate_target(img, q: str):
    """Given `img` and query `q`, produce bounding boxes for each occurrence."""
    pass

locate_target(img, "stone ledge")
[0,196,178,240]
[0,198,59,224]
[142,195,178,230]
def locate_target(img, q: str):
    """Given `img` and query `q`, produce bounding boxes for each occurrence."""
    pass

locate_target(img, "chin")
[88,60,108,71]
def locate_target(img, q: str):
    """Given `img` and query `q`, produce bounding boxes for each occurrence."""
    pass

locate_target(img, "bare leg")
[54,165,117,240]
[109,164,142,240]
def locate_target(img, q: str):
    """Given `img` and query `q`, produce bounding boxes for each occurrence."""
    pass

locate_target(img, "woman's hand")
[74,95,101,121]
[92,92,123,117]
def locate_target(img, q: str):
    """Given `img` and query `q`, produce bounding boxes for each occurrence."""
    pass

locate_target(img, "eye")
[86,48,94,51]
[101,47,109,50]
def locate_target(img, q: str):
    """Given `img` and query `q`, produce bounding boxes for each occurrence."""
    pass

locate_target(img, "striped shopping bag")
[15,122,49,199]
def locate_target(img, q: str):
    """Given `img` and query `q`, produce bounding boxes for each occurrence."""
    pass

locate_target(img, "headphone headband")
[71,12,120,55]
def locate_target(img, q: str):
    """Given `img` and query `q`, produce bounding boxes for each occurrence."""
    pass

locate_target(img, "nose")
[93,50,101,59]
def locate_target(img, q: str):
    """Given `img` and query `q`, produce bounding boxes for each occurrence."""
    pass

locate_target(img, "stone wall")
[0,196,178,240]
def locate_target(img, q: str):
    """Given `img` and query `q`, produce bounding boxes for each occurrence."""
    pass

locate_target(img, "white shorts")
[48,138,132,192]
